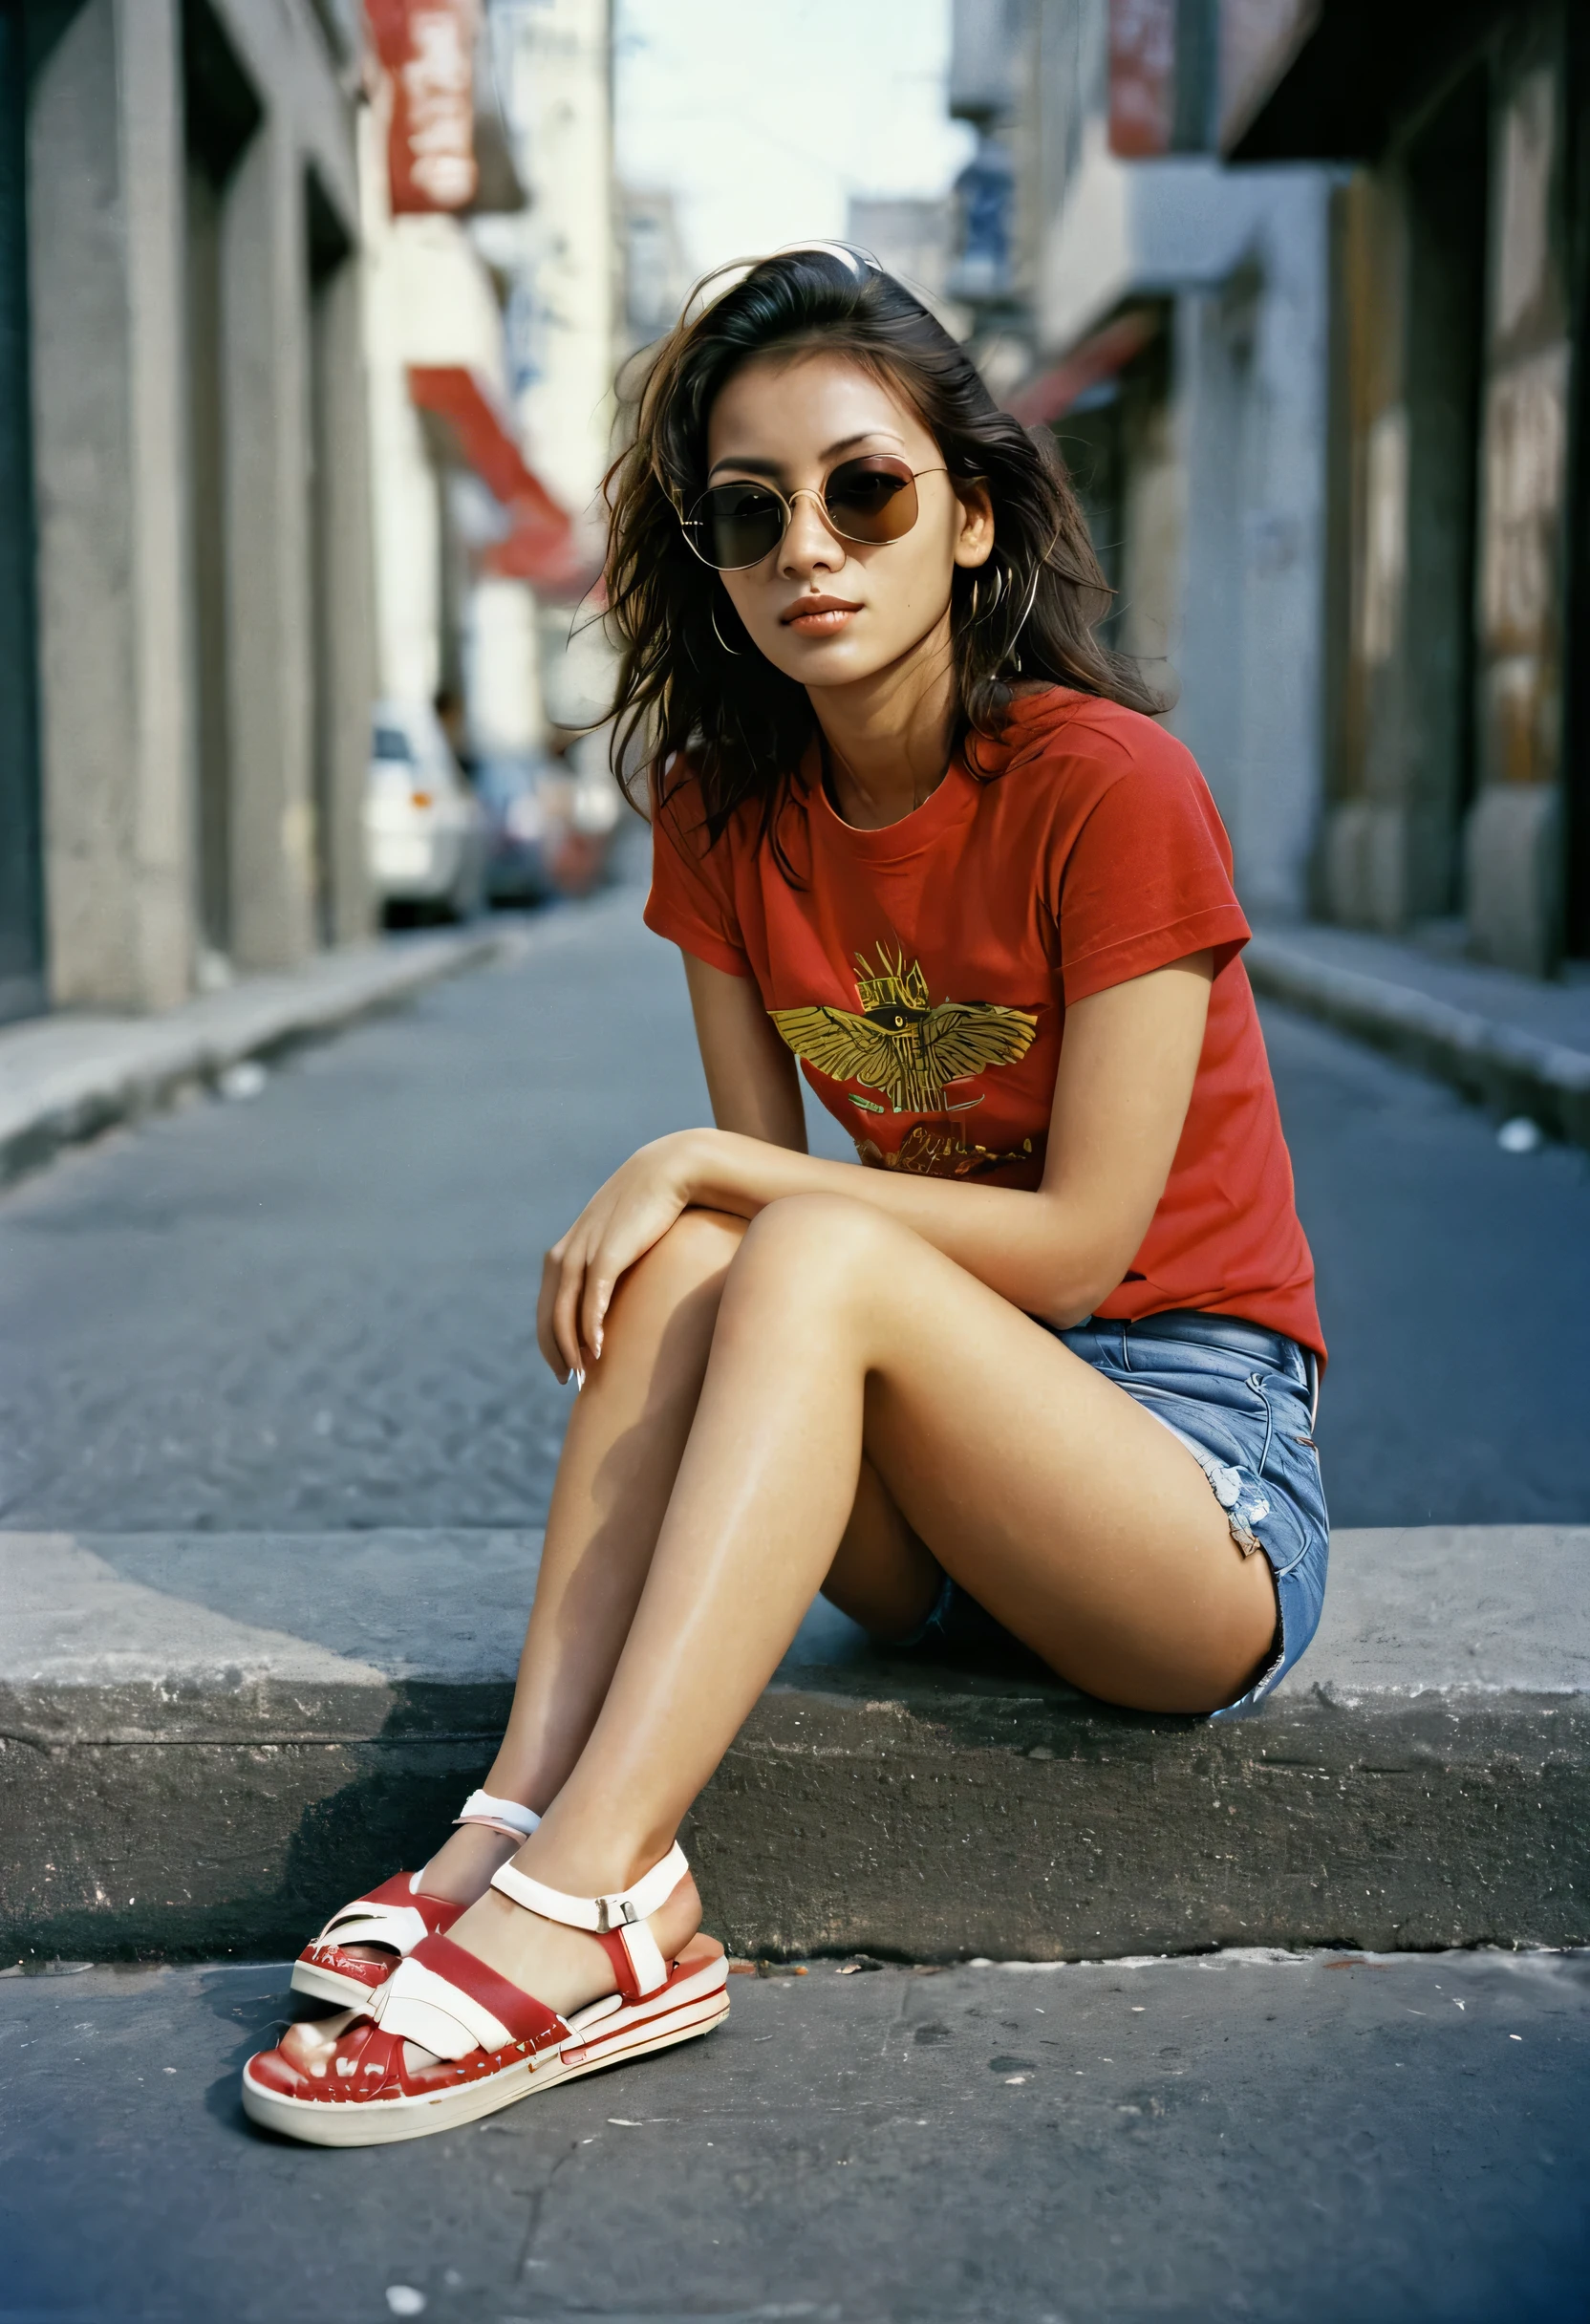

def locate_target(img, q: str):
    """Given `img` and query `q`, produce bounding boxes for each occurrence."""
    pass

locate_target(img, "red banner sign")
[368,0,480,214]
[1108,0,1176,159]
[408,368,591,596]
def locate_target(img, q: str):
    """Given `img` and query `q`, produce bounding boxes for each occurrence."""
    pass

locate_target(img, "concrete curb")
[1245,932,1590,1151]
[0,921,524,1190]
[2,1525,1585,1964]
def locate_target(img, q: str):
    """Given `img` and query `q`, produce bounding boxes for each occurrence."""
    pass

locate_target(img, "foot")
[279,1866,703,2077]
[332,1823,523,1970]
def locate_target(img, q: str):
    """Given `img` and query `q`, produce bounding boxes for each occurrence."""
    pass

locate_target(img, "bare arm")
[682,955,807,1151]
[679,951,1213,1324]
[537,946,1214,1378]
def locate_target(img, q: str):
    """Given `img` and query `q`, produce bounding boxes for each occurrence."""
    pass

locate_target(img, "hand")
[536,1131,707,1382]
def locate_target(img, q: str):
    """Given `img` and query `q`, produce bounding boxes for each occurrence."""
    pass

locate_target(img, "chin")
[752,640,850,683]
[763,635,895,685]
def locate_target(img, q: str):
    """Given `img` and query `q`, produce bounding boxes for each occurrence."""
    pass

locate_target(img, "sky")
[612,0,976,287]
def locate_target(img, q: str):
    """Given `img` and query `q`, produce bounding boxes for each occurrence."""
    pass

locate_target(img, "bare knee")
[592,1208,747,1366]
[733,1192,900,1295]
[653,1206,747,1279]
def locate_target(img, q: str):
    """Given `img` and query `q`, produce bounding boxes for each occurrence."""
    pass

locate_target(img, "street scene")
[2,0,1589,2320]
[3,879,1588,2318]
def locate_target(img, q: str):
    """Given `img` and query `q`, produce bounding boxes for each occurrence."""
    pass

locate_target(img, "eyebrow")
[706,429,905,481]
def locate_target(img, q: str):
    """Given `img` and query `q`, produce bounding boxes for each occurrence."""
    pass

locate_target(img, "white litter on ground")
[217,1060,268,1102]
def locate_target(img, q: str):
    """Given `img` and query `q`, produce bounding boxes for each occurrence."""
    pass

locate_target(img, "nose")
[778,487,845,580]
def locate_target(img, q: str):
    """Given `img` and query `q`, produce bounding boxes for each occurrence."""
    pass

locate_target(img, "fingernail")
[574,1368,586,1391]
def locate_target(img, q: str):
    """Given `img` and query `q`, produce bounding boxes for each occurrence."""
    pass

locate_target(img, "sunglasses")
[680,456,948,571]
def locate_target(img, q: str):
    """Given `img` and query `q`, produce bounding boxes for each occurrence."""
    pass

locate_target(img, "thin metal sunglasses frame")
[679,459,951,570]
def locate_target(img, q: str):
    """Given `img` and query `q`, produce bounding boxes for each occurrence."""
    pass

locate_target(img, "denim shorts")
[892,1308,1329,1720]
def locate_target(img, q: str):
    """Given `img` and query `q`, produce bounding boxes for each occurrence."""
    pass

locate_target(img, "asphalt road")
[2,1948,1584,2324]
[1,884,1587,1534]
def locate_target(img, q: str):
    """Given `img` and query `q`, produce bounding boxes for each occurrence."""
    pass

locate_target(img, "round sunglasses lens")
[699,483,784,568]
[824,459,918,542]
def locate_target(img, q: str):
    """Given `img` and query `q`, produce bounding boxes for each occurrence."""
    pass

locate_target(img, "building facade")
[360,2,549,771]
[618,183,689,361]
[950,0,1336,923]
[479,0,617,738]
[1228,0,1589,978]
[3,0,376,1021]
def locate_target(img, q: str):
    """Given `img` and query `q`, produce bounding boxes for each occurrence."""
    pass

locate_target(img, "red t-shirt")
[644,685,1322,1357]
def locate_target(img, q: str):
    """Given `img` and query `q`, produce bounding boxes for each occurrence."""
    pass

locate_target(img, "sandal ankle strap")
[455,1790,541,1842]
[489,1840,687,1933]
[489,1841,689,2001]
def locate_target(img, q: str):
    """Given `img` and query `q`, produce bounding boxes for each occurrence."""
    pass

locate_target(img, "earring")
[966,565,1006,625]
[710,601,742,656]
[1005,530,1058,667]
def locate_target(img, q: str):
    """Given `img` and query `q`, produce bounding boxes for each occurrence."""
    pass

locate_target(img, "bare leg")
[338,1210,747,1964]
[424,1192,1277,2030]
[482,1210,749,1803]
[424,1209,750,1900]
[822,1452,941,1638]
[287,1202,927,2036]
[422,1208,935,1899]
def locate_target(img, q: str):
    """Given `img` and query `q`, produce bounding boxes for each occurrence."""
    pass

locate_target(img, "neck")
[806,609,956,830]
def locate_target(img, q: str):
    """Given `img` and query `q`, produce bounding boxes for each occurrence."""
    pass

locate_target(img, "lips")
[781,596,862,632]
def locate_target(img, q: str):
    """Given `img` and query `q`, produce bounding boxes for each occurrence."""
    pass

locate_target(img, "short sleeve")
[642,774,753,979]
[1057,742,1251,1006]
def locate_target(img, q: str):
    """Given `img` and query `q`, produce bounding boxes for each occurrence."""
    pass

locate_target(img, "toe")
[247,2041,312,2098]
[280,2009,357,2069]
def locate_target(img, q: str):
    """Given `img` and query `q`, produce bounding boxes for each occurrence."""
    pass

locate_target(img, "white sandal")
[244,1840,727,2146]
[290,1791,541,2010]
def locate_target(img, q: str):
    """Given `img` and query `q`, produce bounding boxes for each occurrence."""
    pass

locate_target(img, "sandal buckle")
[595,1894,637,1932]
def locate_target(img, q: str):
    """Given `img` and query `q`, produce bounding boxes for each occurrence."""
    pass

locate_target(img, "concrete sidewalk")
[5,1947,1585,2324]
[4,1524,1585,1966]
[0,915,561,1189]
[1245,921,1590,1150]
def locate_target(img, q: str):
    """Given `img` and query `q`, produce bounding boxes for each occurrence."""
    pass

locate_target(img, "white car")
[363,701,487,921]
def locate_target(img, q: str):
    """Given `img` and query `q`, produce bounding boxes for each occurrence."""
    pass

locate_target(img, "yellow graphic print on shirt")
[854,1122,1040,1179]
[769,945,1039,1118]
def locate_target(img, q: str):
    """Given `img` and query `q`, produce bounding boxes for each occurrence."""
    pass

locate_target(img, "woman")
[244,247,1327,2145]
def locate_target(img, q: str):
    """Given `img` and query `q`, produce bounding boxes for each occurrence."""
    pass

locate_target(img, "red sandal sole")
[242,1958,729,2148]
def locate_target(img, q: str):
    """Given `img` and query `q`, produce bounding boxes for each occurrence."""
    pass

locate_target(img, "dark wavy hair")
[603,246,1160,853]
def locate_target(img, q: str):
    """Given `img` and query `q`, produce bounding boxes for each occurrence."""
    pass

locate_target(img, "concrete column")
[221,119,315,974]
[1170,288,1248,848]
[466,576,544,757]
[309,246,376,945]
[0,0,46,1023]
[1321,167,1416,936]
[1466,41,1570,976]
[28,0,195,1012]
[1166,176,1330,924]
[1234,183,1331,926]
